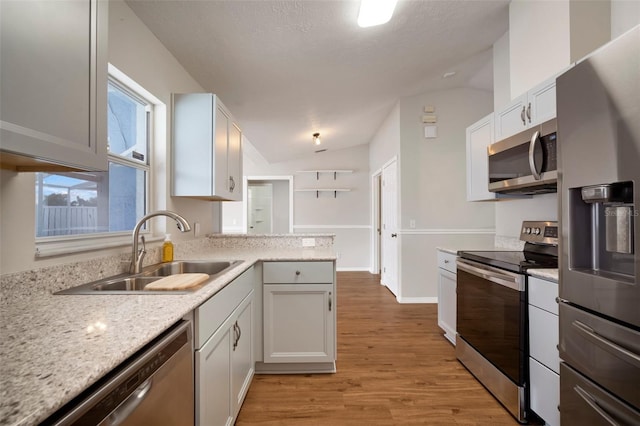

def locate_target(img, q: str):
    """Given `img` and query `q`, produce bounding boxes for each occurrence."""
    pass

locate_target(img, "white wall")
[611,0,640,39]
[369,102,401,174]
[494,194,558,238]
[0,0,208,274]
[398,87,496,301]
[493,32,510,111]
[235,144,371,271]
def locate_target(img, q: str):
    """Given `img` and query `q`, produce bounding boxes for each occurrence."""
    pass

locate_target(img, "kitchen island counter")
[0,242,335,426]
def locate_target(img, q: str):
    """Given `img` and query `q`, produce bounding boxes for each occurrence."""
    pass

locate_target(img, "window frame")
[35,67,158,257]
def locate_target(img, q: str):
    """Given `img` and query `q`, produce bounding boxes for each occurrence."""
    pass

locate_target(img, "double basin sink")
[56,260,243,295]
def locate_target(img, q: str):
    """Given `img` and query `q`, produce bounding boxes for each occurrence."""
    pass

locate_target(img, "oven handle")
[456,259,525,291]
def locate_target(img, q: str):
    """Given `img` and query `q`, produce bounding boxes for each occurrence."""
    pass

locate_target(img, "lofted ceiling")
[125,0,510,163]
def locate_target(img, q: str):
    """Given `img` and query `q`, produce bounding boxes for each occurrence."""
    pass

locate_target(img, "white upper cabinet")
[0,0,108,172]
[466,113,497,201]
[495,76,557,141]
[172,93,243,201]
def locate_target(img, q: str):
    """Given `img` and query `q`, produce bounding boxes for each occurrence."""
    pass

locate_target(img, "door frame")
[242,176,294,234]
[371,156,400,297]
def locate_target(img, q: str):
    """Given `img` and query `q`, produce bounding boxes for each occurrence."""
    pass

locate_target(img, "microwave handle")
[528,130,542,180]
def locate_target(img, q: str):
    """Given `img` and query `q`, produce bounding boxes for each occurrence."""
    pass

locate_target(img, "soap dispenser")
[162,234,174,262]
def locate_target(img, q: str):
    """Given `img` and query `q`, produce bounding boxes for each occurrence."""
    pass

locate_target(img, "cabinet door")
[528,78,556,126]
[466,113,496,201]
[530,358,560,426]
[264,284,335,363]
[494,93,527,140]
[0,0,108,171]
[437,268,457,345]
[227,122,243,201]
[231,294,254,417]
[196,323,233,426]
[214,104,231,199]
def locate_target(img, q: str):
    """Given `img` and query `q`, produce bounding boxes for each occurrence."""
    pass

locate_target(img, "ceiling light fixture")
[313,132,321,145]
[357,0,398,28]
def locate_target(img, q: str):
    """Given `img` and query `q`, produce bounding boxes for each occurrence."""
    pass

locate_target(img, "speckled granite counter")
[0,236,335,426]
[527,268,559,282]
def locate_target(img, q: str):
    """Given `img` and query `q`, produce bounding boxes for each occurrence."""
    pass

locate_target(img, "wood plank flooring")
[236,272,518,425]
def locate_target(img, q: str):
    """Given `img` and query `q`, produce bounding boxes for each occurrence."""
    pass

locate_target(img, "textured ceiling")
[126,0,510,163]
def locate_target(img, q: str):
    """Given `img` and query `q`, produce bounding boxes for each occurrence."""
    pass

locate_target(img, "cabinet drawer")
[195,266,254,349]
[529,304,560,374]
[437,251,457,274]
[529,357,560,426]
[263,261,333,284]
[529,276,558,315]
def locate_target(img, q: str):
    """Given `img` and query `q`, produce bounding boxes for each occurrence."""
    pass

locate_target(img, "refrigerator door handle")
[573,385,620,426]
[572,320,640,368]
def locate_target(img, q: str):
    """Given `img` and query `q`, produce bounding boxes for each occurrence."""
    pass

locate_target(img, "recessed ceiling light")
[443,71,457,79]
[313,132,321,145]
[357,0,398,28]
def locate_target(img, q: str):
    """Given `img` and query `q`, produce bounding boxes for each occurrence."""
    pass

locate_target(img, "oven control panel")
[520,221,558,245]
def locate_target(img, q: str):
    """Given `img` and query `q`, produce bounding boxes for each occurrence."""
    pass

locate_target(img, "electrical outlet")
[302,238,316,247]
[194,222,201,237]
[409,220,416,229]
[336,252,341,259]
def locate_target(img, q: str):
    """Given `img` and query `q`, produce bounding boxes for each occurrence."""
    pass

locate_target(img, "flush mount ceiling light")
[357,0,398,28]
[313,132,321,145]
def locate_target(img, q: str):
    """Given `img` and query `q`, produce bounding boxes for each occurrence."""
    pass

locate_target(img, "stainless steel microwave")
[488,118,558,195]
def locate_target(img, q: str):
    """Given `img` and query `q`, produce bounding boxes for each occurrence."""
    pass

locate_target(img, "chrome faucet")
[130,210,192,274]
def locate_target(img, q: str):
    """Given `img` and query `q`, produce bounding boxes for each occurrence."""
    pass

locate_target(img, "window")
[35,78,151,238]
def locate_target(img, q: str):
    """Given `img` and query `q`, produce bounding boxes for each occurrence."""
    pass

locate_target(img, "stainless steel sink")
[140,260,241,277]
[56,260,243,295]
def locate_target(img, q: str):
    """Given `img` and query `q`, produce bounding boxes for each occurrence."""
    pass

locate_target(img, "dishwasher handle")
[104,378,153,426]
[456,258,525,291]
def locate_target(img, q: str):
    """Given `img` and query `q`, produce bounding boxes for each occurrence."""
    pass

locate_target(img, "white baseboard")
[396,296,438,304]
[336,267,371,272]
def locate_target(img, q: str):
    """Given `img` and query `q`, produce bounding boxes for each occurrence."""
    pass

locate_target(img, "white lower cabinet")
[437,250,457,345]
[262,261,336,371]
[195,266,256,426]
[528,276,560,426]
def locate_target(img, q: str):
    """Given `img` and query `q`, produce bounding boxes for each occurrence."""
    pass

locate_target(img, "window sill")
[35,233,163,258]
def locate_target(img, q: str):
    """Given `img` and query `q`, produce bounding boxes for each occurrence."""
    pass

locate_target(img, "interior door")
[247,183,273,234]
[381,160,398,296]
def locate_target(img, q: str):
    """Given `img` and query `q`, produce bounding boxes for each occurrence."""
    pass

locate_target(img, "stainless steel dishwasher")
[51,320,194,425]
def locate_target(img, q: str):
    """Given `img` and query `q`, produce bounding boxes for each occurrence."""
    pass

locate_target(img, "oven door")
[456,258,527,385]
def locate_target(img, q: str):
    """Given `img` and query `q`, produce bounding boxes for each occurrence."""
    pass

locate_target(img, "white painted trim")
[398,228,495,235]
[244,176,294,234]
[293,225,371,229]
[397,297,438,304]
[336,267,371,272]
[370,171,382,275]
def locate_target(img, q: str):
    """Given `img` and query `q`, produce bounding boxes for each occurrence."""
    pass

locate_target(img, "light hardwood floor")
[236,272,518,425]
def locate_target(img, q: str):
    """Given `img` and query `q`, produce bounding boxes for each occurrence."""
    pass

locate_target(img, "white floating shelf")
[296,170,353,180]
[295,188,351,198]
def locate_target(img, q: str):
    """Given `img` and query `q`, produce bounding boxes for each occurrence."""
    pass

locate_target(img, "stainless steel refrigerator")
[557,25,640,424]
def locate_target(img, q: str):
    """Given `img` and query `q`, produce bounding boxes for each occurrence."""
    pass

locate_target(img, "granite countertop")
[527,268,559,282]
[0,247,335,426]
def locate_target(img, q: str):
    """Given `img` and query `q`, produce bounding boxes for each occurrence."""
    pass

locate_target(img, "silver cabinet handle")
[391,233,397,238]
[444,260,449,264]
[232,321,239,351]
[295,270,301,276]
[521,105,526,125]
[329,291,332,312]
[528,130,542,180]
[526,102,531,123]
[573,385,620,426]
[572,320,640,368]
[229,176,236,192]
